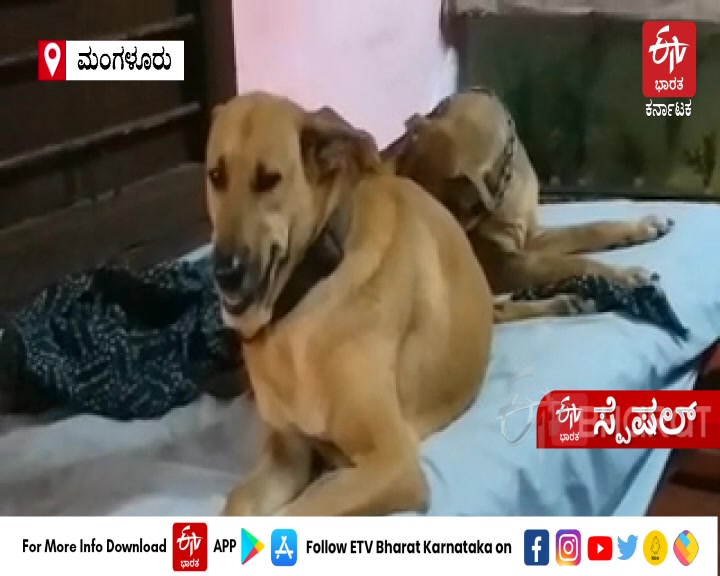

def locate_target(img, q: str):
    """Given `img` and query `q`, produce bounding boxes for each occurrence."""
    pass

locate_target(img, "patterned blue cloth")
[511,274,689,339]
[6,259,241,420]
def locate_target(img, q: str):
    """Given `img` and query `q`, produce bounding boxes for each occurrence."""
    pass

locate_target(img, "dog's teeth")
[224,294,241,306]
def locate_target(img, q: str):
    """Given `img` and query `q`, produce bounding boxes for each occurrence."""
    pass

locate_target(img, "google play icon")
[241,528,265,564]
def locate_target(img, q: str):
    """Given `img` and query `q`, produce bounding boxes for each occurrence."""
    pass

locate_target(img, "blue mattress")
[418,200,720,516]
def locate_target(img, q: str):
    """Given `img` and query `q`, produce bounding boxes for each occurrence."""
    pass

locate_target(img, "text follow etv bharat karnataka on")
[306,538,512,555]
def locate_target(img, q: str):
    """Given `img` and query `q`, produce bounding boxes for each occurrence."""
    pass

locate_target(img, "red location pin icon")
[44,42,61,77]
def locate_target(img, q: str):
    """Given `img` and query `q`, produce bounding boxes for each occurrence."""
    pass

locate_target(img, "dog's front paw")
[638,215,674,242]
[221,500,253,517]
[616,266,659,287]
[221,487,258,516]
[552,294,597,316]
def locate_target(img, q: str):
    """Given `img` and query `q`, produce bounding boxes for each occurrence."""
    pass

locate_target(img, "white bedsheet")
[0,395,254,516]
[1,200,719,517]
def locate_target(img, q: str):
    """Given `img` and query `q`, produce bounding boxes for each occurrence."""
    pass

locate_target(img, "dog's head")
[388,92,510,232]
[206,92,378,339]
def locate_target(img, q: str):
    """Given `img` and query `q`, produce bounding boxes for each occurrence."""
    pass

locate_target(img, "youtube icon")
[588,536,613,561]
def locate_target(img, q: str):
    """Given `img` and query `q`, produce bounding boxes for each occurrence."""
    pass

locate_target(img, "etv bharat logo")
[173,523,208,572]
[642,20,696,98]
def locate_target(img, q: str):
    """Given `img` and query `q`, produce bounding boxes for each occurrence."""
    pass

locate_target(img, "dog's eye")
[207,158,226,190]
[446,174,475,195]
[253,163,281,194]
[446,175,482,214]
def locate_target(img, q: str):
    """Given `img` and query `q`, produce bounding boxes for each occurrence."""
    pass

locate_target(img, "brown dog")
[205,92,492,515]
[384,88,674,323]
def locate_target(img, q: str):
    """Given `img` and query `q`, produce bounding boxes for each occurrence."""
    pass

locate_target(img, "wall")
[231,0,456,148]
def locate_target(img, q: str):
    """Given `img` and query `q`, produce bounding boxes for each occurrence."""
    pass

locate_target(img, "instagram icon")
[556,530,582,565]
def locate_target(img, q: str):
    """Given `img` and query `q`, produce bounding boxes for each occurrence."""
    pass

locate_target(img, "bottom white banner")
[1,516,716,574]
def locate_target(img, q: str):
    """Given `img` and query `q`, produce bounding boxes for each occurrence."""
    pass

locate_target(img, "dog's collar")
[270,197,352,325]
[487,112,516,207]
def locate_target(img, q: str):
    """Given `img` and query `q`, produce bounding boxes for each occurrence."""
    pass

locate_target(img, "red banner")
[536,390,720,449]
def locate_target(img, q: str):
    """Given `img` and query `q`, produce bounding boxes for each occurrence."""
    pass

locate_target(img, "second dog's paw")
[616,266,659,287]
[638,215,674,241]
[554,294,597,316]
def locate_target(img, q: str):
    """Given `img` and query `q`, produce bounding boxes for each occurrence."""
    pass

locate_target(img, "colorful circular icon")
[673,530,699,565]
[643,530,668,565]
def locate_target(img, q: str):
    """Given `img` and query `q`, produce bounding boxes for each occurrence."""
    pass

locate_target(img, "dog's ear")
[405,113,429,132]
[300,107,379,184]
[380,114,427,165]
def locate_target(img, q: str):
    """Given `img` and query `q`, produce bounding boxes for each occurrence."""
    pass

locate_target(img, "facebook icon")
[524,529,550,566]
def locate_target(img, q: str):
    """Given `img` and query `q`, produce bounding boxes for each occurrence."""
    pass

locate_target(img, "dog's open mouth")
[220,293,251,317]
[220,245,282,317]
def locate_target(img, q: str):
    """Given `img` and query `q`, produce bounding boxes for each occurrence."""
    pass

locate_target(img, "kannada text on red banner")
[535,390,720,449]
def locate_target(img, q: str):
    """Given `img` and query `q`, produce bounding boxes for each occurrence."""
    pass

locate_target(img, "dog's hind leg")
[223,427,313,516]
[497,252,656,294]
[494,295,597,323]
[527,215,674,255]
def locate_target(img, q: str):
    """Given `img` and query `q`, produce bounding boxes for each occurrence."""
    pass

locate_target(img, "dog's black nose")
[211,245,247,294]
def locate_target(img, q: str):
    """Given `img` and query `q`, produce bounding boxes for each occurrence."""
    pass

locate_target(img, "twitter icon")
[618,535,638,560]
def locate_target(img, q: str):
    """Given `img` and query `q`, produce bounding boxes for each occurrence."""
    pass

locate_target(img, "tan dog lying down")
[383,88,674,323]
[206,92,493,516]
